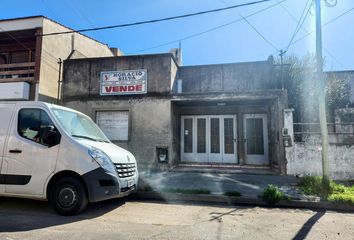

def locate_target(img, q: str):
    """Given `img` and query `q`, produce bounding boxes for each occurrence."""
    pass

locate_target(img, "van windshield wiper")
[71,135,99,142]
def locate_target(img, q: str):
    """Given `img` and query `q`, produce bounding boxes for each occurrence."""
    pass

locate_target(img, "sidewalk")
[132,170,354,212]
[137,170,303,199]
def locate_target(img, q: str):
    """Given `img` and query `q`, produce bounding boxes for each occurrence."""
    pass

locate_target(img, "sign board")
[100,69,147,95]
[96,111,129,141]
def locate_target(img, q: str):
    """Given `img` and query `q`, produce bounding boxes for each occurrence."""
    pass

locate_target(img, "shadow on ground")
[0,196,125,232]
[139,171,300,198]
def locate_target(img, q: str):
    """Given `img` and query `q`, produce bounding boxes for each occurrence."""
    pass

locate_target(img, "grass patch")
[260,184,290,204]
[161,188,211,195]
[298,176,354,205]
[224,191,242,197]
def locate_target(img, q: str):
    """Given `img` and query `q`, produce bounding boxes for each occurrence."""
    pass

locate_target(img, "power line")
[39,0,274,36]
[241,15,280,52]
[219,0,280,52]
[284,0,312,53]
[65,0,107,42]
[291,7,354,46]
[128,0,287,54]
[0,26,59,73]
[41,0,61,20]
[277,0,347,69]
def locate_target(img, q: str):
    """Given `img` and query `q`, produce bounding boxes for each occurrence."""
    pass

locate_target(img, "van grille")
[115,163,136,178]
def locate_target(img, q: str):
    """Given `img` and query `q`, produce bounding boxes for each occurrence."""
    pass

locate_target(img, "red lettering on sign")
[105,86,113,92]
[119,86,127,91]
[103,85,144,93]
[136,85,142,91]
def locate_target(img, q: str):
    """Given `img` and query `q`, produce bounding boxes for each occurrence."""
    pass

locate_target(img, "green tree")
[276,53,351,123]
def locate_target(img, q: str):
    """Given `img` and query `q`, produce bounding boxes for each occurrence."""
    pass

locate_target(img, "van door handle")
[9,149,22,154]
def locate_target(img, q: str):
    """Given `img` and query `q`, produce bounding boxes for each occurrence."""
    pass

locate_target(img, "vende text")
[104,85,143,93]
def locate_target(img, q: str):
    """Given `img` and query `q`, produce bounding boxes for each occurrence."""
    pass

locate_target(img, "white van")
[0,101,138,215]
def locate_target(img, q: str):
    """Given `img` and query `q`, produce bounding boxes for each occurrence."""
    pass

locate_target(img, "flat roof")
[0,15,109,47]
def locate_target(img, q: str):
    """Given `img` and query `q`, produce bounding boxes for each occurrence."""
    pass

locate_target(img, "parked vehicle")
[0,101,138,215]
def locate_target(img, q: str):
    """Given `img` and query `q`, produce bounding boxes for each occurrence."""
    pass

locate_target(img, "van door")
[2,107,60,196]
[0,103,16,194]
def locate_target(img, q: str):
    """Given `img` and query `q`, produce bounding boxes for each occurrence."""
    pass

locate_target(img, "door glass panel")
[210,118,220,153]
[184,118,193,153]
[18,109,58,146]
[224,118,234,154]
[246,118,264,154]
[197,118,206,153]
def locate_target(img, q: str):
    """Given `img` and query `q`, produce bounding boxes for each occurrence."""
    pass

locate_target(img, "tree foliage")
[275,53,351,123]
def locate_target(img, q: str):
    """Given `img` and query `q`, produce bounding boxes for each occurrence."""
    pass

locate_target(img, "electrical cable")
[291,7,354,46]
[241,15,280,52]
[39,0,274,36]
[128,0,286,54]
[277,0,347,69]
[0,26,59,72]
[283,0,312,53]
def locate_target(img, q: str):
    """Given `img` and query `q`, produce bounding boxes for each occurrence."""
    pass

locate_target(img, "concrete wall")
[284,109,354,180]
[286,143,354,180]
[39,18,114,101]
[178,60,277,93]
[63,54,176,98]
[63,98,173,171]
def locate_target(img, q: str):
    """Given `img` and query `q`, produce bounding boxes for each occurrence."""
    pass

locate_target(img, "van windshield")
[52,108,109,143]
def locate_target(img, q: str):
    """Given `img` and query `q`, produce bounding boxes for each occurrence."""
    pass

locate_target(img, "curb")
[130,191,354,212]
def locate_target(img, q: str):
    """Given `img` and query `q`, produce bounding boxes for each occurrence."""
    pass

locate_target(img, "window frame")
[17,108,59,147]
[94,109,131,142]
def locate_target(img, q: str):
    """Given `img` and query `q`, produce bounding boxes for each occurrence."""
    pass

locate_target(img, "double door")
[181,115,237,164]
[181,114,269,165]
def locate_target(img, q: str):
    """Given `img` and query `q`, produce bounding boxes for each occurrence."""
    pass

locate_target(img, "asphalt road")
[0,197,354,240]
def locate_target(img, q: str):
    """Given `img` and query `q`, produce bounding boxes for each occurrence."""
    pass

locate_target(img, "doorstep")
[170,164,277,175]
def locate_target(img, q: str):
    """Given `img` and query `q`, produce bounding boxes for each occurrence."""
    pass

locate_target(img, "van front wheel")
[50,177,88,215]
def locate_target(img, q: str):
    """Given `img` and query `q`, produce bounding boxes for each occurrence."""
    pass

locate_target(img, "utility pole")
[315,0,330,189]
[279,49,285,90]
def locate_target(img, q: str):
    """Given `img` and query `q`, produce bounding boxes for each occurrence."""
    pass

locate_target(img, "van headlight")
[88,147,116,174]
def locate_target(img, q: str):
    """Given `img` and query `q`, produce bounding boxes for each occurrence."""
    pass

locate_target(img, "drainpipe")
[57,58,62,105]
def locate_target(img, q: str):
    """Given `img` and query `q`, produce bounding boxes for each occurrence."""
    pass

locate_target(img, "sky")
[1,0,354,71]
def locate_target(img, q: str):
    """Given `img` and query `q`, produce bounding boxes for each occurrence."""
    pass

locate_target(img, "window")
[18,109,57,145]
[52,108,108,142]
[96,111,129,141]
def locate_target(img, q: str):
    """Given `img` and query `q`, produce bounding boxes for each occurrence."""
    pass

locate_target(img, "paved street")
[0,197,354,240]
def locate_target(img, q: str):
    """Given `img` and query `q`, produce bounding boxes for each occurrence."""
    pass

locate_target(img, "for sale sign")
[100,69,147,95]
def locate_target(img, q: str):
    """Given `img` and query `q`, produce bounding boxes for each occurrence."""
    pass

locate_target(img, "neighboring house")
[61,52,290,174]
[0,16,121,102]
[285,70,354,180]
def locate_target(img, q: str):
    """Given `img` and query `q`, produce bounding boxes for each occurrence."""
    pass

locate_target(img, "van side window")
[18,109,56,145]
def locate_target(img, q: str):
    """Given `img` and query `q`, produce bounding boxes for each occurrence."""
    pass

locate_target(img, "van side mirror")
[42,126,61,147]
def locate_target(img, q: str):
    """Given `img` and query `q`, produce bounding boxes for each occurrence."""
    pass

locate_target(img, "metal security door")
[181,115,237,164]
[181,116,195,162]
[222,116,237,163]
[243,114,269,165]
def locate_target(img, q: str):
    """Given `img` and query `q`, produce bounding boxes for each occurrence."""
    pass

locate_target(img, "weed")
[261,185,287,205]
[298,176,354,205]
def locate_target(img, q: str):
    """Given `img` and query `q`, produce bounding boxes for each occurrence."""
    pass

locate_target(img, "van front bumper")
[82,167,137,203]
